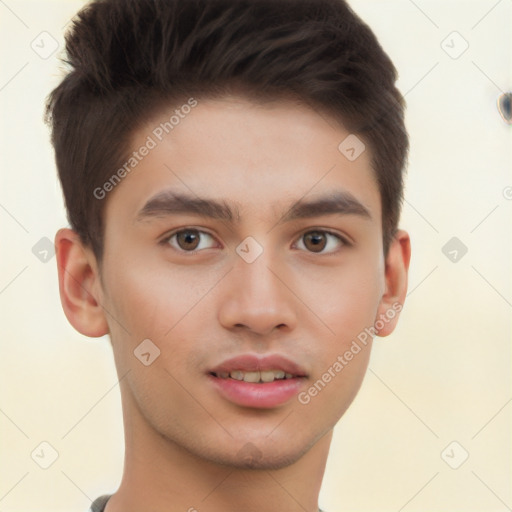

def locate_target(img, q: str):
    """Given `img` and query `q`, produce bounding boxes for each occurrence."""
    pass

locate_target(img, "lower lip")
[208,374,305,408]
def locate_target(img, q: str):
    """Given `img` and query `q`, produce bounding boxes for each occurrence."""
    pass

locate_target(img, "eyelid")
[291,228,350,254]
[160,226,351,255]
[159,227,220,252]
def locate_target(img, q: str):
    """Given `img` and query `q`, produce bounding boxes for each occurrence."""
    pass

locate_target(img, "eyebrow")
[135,190,371,224]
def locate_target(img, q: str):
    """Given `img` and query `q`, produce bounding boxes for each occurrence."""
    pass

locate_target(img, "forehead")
[105,95,381,222]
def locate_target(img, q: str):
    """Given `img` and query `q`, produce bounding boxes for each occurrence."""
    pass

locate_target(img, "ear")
[55,228,109,337]
[374,229,411,337]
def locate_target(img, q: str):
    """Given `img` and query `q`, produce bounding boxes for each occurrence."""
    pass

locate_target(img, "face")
[90,95,399,469]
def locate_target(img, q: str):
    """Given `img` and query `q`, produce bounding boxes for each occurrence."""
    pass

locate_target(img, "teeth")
[243,371,260,383]
[260,370,285,382]
[260,370,276,382]
[216,370,294,383]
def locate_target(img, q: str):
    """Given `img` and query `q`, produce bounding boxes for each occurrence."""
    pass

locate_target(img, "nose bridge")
[218,242,297,334]
[239,247,282,298]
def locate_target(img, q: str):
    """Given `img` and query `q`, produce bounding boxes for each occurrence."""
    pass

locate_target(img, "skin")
[55,95,410,512]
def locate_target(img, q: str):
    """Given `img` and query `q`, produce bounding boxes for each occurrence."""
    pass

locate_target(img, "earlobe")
[55,228,110,338]
[374,229,411,337]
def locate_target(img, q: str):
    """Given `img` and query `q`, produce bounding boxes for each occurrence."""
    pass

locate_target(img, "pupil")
[178,230,199,250]
[306,232,325,252]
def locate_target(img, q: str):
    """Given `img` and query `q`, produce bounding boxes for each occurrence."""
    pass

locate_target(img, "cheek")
[295,267,380,422]
[102,257,222,366]
[101,264,208,413]
[299,255,384,351]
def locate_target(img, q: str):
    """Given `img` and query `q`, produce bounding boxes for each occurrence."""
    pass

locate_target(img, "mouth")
[209,369,297,383]
[207,354,308,409]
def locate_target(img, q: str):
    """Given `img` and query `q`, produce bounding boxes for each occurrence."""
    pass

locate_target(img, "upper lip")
[209,354,308,377]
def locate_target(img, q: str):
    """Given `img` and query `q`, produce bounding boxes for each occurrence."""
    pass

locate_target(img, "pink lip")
[208,354,308,409]
[209,354,308,376]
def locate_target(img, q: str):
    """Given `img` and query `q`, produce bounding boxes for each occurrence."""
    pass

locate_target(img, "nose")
[217,250,298,336]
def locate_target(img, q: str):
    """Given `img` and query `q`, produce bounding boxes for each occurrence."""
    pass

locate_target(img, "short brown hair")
[45,0,408,259]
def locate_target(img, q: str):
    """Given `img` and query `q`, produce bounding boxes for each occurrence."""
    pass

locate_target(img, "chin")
[199,435,320,471]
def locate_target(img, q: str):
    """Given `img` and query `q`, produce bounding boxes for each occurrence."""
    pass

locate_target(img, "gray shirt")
[88,494,326,511]
[89,494,111,512]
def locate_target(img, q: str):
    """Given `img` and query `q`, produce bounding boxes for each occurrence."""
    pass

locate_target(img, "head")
[47,0,408,262]
[49,0,410,471]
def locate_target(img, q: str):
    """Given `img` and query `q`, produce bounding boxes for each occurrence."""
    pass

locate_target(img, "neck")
[106,391,331,512]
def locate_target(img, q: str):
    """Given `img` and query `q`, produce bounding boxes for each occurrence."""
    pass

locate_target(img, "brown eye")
[296,230,345,254]
[164,229,217,252]
[303,231,327,252]
[176,229,200,250]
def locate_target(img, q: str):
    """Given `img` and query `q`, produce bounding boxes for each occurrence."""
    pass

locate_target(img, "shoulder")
[88,494,112,512]
[88,497,326,512]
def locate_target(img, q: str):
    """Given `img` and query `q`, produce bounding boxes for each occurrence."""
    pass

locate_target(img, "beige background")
[0,1,510,511]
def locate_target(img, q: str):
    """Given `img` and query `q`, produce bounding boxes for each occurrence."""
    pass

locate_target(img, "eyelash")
[159,227,351,255]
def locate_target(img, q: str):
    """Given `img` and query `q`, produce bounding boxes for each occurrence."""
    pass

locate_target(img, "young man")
[46,0,411,510]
